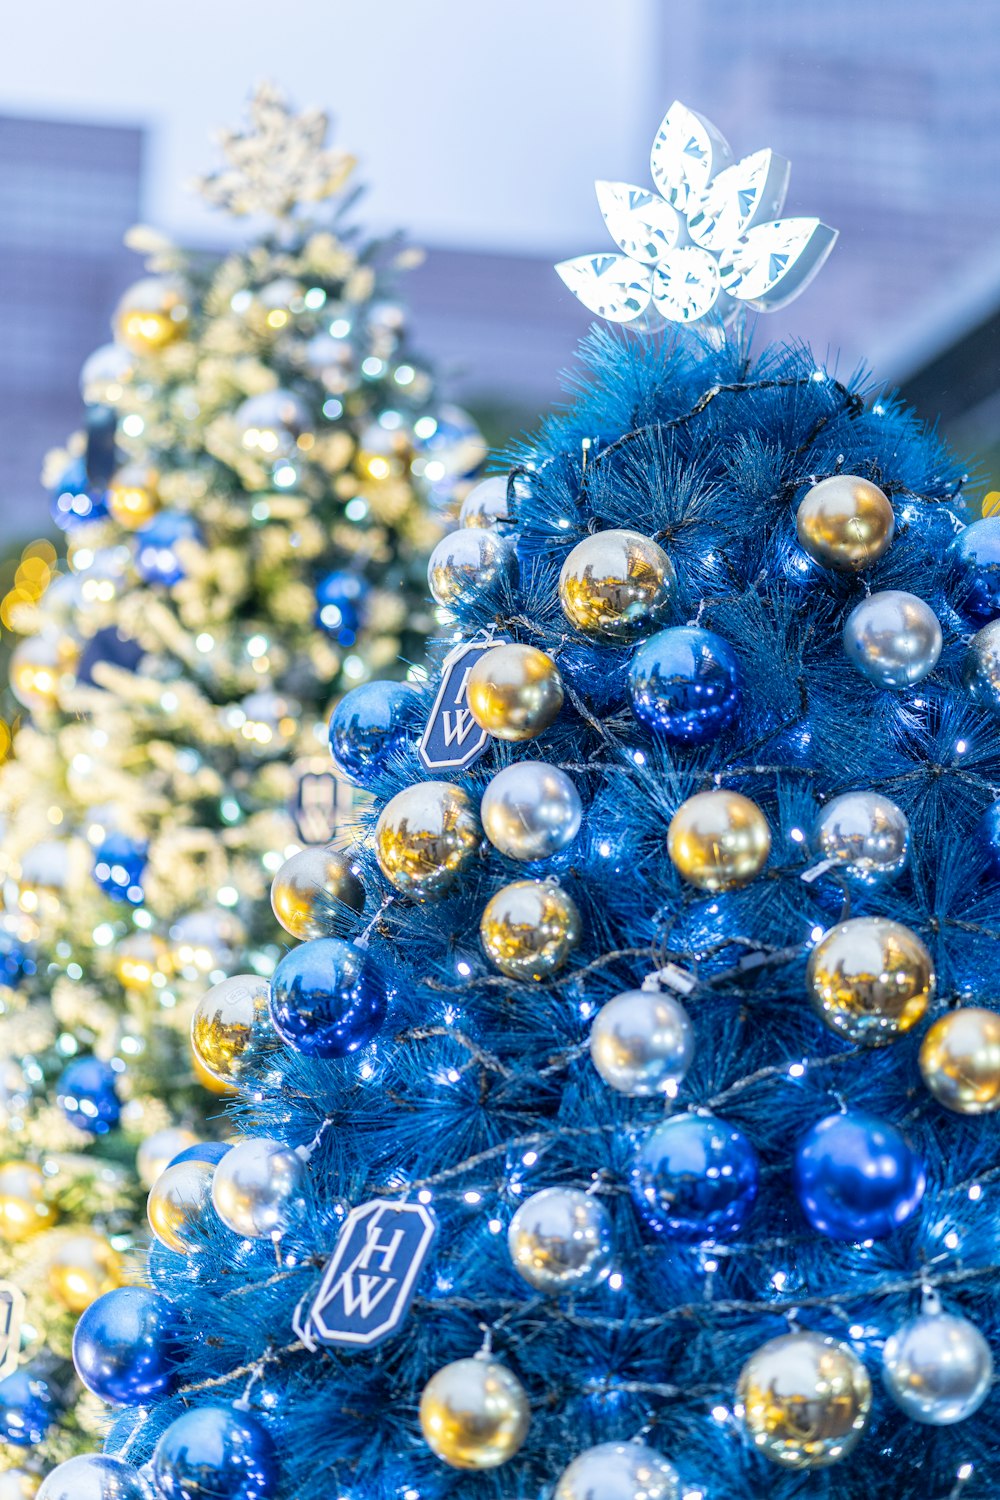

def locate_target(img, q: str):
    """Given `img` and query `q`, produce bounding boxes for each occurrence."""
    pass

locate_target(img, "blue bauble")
[134,512,201,586]
[794,1111,925,1241]
[153,1405,279,1500]
[976,798,1000,879]
[328,680,416,786]
[0,1367,57,1445]
[56,1056,121,1135]
[169,1141,232,1169]
[50,457,107,530]
[77,627,143,688]
[315,570,367,643]
[72,1286,181,1404]
[92,833,147,905]
[627,626,741,744]
[0,930,34,988]
[630,1113,759,1240]
[949,518,1000,625]
[269,937,385,1057]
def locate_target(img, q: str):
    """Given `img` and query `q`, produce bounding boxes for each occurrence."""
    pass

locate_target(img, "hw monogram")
[294,1199,436,1350]
[417,635,510,772]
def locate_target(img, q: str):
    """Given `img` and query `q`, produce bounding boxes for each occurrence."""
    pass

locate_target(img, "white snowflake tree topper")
[556,101,837,326]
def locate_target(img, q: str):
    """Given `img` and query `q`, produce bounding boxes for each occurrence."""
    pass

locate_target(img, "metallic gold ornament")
[107,464,160,530]
[667,789,771,891]
[0,1162,56,1241]
[466,644,564,741]
[481,761,581,861]
[113,277,190,355]
[813,790,910,888]
[427,527,515,609]
[796,476,895,572]
[192,1048,235,1098]
[269,846,365,941]
[190,974,275,1087]
[962,619,1000,714]
[480,878,581,981]
[807,916,933,1045]
[459,476,512,530]
[844,590,942,689]
[211,1137,303,1240]
[919,1006,1000,1114]
[10,633,79,712]
[115,931,172,993]
[136,1127,200,1189]
[589,988,694,1096]
[507,1186,612,1293]
[375,781,481,900]
[736,1329,871,1469]
[558,529,675,641]
[419,1355,530,1470]
[555,1442,679,1500]
[48,1230,123,1313]
[146,1159,215,1254]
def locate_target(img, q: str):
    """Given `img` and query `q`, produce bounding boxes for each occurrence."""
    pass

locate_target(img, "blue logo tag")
[294,1199,436,1350]
[290,757,361,845]
[0,1281,24,1381]
[418,635,509,772]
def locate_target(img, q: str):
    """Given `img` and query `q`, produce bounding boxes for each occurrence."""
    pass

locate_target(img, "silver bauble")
[79,343,134,407]
[234,389,311,456]
[962,618,1000,714]
[481,762,582,862]
[146,1159,215,1254]
[211,1136,303,1240]
[37,1454,151,1500]
[555,1442,679,1500]
[507,1186,613,1293]
[813,790,910,887]
[883,1309,993,1425]
[843,590,942,689]
[589,988,694,1097]
[270,846,366,940]
[427,527,514,608]
[190,973,275,1087]
[459,476,513,531]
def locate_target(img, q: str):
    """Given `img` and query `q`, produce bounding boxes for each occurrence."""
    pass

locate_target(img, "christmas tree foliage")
[66,317,1000,1500]
[0,83,481,1475]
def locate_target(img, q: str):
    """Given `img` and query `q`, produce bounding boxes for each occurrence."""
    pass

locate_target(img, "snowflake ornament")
[556,100,837,326]
[196,82,357,220]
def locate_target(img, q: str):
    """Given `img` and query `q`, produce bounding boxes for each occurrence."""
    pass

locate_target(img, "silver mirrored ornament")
[813,791,910,888]
[270,846,365,941]
[883,1307,993,1425]
[37,1454,151,1500]
[481,762,582,862]
[507,1186,612,1293]
[555,1441,679,1500]
[589,987,694,1097]
[843,591,942,689]
[190,973,276,1087]
[427,527,515,608]
[962,618,1000,714]
[459,476,513,531]
[211,1136,304,1240]
[146,1159,215,1254]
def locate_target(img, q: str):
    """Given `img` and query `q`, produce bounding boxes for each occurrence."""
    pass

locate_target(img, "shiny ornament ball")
[459,476,513,530]
[466,644,564,741]
[137,1128,200,1189]
[235,389,311,457]
[813,791,910,887]
[329,680,416,786]
[113,277,189,355]
[883,1309,993,1425]
[0,1162,56,1241]
[72,1286,179,1404]
[92,832,147,904]
[170,1142,232,1170]
[427,527,514,608]
[949,517,1000,624]
[508,1186,612,1293]
[0,1472,40,1499]
[375,781,481,900]
[962,618,1000,714]
[49,456,107,529]
[736,1330,871,1468]
[0,1369,56,1446]
[555,1442,679,1500]
[480,878,581,981]
[211,1137,303,1241]
[559,529,675,642]
[481,761,581,861]
[134,511,201,587]
[56,1056,121,1135]
[630,1113,759,1240]
[48,1230,123,1312]
[628,626,741,743]
[795,475,895,571]
[269,938,385,1057]
[419,1356,530,1470]
[270,847,365,941]
[794,1110,925,1240]
[10,633,78,712]
[80,342,134,406]
[147,1159,216,1253]
[191,974,275,1086]
[153,1405,278,1500]
[589,988,694,1097]
[107,465,160,530]
[844,590,942,689]
[314,569,366,639]
[919,1006,1000,1114]
[37,1455,151,1500]
[667,789,771,891]
[806,916,933,1044]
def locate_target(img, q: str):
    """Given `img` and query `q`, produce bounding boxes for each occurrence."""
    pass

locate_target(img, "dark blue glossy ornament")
[169,1141,232,1169]
[0,1366,57,1445]
[72,1286,181,1404]
[56,1056,121,1134]
[77,626,143,688]
[0,930,34,987]
[315,570,367,643]
[153,1405,279,1500]
[630,1113,759,1240]
[270,938,385,1057]
[49,457,107,531]
[328,680,416,786]
[949,518,1000,625]
[134,512,201,586]
[975,798,1000,879]
[627,627,741,744]
[794,1110,925,1241]
[92,833,147,905]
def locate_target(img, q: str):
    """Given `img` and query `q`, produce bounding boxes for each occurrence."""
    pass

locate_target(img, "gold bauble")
[113,276,190,355]
[107,464,160,530]
[419,1355,530,1470]
[667,790,771,892]
[192,1047,236,1097]
[466,644,564,741]
[115,931,172,993]
[736,1329,871,1469]
[147,1159,215,1254]
[480,878,581,981]
[0,1161,56,1242]
[136,1126,201,1188]
[919,1006,1000,1114]
[270,846,366,941]
[10,633,79,712]
[191,974,274,1087]
[375,781,481,900]
[796,475,895,572]
[558,529,675,641]
[807,917,933,1045]
[48,1229,123,1312]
